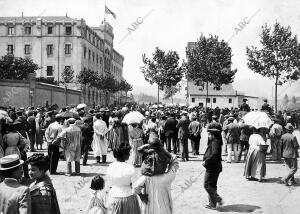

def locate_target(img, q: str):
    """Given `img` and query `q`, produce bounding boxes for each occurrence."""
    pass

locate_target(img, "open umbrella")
[77,103,87,110]
[242,111,273,129]
[0,110,12,122]
[122,111,145,125]
[151,104,158,109]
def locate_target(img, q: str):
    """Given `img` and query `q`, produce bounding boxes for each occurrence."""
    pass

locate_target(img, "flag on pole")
[105,6,116,19]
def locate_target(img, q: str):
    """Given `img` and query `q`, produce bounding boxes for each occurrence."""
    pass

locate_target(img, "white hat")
[0,154,24,171]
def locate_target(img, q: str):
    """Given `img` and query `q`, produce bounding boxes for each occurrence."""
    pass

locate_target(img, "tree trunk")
[65,85,67,105]
[205,81,208,112]
[275,78,278,113]
[157,84,160,104]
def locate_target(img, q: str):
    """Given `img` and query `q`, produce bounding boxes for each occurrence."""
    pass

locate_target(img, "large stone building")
[0,15,125,105]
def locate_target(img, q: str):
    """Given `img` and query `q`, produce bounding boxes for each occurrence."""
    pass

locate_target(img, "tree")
[61,67,74,85]
[76,69,98,86]
[246,22,300,112]
[141,47,184,104]
[186,34,237,109]
[61,67,74,105]
[0,54,39,80]
[163,84,181,103]
[119,79,133,96]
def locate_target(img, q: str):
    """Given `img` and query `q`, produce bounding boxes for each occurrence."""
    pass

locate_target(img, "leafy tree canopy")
[246,22,300,112]
[141,47,184,90]
[186,34,237,90]
[0,54,39,80]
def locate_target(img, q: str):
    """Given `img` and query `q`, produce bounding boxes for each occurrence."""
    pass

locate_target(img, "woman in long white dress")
[244,127,267,182]
[133,154,179,214]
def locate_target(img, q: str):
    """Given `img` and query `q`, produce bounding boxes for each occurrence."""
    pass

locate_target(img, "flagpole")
[104,0,106,22]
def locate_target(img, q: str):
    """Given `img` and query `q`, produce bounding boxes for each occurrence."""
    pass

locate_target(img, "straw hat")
[0,154,24,171]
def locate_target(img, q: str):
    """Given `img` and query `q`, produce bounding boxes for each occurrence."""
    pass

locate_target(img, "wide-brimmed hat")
[0,154,24,171]
[285,123,294,131]
[212,115,218,119]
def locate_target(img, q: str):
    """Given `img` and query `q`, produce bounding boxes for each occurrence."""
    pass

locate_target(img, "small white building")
[187,81,261,109]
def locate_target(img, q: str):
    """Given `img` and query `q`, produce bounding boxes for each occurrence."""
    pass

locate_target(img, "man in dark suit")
[80,116,94,165]
[240,98,250,112]
[280,123,299,186]
[164,113,178,154]
[27,111,36,152]
[177,112,190,161]
[0,154,31,214]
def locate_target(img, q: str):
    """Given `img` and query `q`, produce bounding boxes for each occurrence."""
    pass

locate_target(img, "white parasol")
[0,110,12,122]
[122,111,145,125]
[151,104,158,108]
[77,103,87,109]
[242,111,273,129]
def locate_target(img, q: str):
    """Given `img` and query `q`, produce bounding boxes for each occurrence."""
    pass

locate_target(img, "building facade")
[187,81,261,109]
[0,16,125,106]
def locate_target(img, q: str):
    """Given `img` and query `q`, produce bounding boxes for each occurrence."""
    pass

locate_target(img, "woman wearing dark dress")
[27,153,60,214]
[203,123,224,211]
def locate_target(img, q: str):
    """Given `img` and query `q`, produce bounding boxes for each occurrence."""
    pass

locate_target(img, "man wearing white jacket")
[92,112,109,163]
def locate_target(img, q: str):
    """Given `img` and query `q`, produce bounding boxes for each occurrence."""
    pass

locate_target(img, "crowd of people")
[0,98,299,213]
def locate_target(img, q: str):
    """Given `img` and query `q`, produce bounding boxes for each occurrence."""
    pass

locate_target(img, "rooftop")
[0,16,78,23]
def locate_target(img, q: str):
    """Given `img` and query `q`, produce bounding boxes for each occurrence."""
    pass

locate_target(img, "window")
[7,45,14,54]
[47,44,53,56]
[88,33,91,41]
[24,26,31,35]
[48,26,53,34]
[192,98,195,103]
[65,44,71,54]
[213,98,216,103]
[206,98,210,103]
[24,45,31,55]
[84,47,87,59]
[92,52,95,62]
[229,98,232,104]
[46,66,53,76]
[84,67,87,72]
[100,57,103,64]
[93,36,95,44]
[88,50,91,60]
[65,26,72,35]
[8,27,14,35]
[96,54,99,64]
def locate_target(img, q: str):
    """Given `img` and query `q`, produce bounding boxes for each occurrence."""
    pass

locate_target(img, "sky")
[1,0,300,92]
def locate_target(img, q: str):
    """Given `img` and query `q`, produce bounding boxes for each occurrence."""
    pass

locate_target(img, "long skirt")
[0,145,4,158]
[107,195,141,214]
[244,147,266,179]
[130,138,143,166]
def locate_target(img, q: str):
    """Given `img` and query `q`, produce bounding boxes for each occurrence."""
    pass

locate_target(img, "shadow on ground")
[220,204,261,213]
